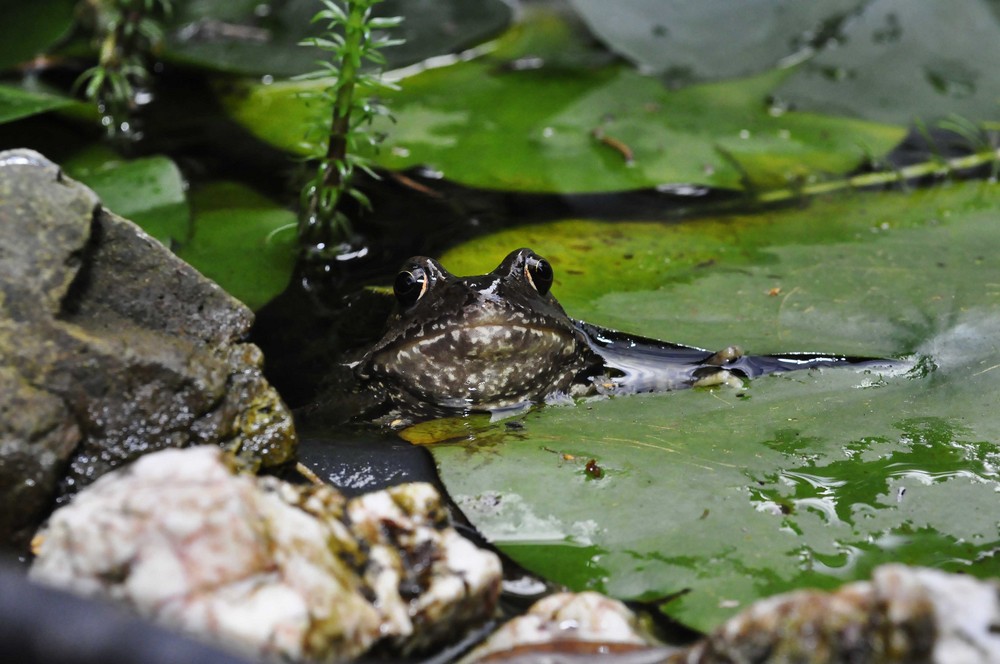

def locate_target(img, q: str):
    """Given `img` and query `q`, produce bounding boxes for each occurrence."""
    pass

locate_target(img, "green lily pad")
[775,0,1000,124]
[429,179,1000,630]
[164,0,511,77]
[0,84,74,125]
[64,148,190,247]
[567,0,866,83]
[216,8,905,193]
[177,181,297,311]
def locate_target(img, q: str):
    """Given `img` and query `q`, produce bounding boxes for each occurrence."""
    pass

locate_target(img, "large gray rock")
[0,149,296,550]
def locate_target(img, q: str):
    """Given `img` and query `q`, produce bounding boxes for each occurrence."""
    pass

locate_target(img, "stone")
[676,564,1000,663]
[30,446,503,662]
[462,591,673,662]
[0,149,296,550]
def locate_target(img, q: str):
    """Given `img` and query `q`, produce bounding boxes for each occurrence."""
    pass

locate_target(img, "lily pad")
[0,84,74,125]
[775,0,1000,124]
[164,0,511,77]
[215,8,905,193]
[429,179,1000,630]
[178,182,297,311]
[567,0,865,83]
[64,148,190,247]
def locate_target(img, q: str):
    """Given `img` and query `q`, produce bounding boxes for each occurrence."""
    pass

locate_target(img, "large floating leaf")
[65,148,190,247]
[428,180,1000,630]
[178,182,297,311]
[164,0,511,77]
[775,0,1000,124]
[66,150,295,310]
[216,9,904,193]
[567,0,865,83]
[0,84,74,126]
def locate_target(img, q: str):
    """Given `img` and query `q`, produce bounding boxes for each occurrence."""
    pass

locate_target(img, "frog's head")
[361,248,590,411]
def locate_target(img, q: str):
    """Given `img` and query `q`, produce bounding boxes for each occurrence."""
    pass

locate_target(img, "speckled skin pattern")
[355,249,602,419]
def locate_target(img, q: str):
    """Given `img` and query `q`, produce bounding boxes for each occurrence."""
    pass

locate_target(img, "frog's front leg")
[692,345,746,388]
[703,345,743,366]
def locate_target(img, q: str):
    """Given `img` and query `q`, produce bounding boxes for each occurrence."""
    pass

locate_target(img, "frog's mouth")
[375,323,579,407]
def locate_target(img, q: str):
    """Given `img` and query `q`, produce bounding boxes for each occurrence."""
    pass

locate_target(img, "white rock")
[31,446,501,662]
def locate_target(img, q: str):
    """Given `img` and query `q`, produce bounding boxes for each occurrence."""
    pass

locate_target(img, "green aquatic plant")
[74,0,172,139]
[296,0,402,259]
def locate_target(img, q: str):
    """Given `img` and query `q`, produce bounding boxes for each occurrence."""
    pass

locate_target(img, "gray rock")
[0,149,296,550]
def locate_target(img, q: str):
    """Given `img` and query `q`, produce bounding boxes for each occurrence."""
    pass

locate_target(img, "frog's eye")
[524,256,553,296]
[393,267,429,307]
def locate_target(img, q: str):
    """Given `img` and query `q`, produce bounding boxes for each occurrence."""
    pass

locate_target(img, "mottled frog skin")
[352,248,603,420]
[315,248,887,425]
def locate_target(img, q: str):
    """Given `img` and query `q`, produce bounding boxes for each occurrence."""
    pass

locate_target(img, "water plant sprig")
[297,0,402,259]
[74,0,172,140]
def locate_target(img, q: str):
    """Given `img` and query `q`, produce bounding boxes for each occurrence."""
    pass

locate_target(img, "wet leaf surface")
[429,180,1000,631]
[775,0,1000,124]
[216,9,905,193]
[178,182,297,311]
[65,148,190,247]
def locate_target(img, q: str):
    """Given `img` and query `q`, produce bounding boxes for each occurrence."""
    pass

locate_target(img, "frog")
[305,248,887,425]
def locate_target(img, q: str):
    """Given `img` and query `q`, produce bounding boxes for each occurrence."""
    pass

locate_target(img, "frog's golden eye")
[524,256,553,296]
[393,267,429,307]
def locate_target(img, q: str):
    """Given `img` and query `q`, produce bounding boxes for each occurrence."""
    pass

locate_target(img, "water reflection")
[747,411,1000,591]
